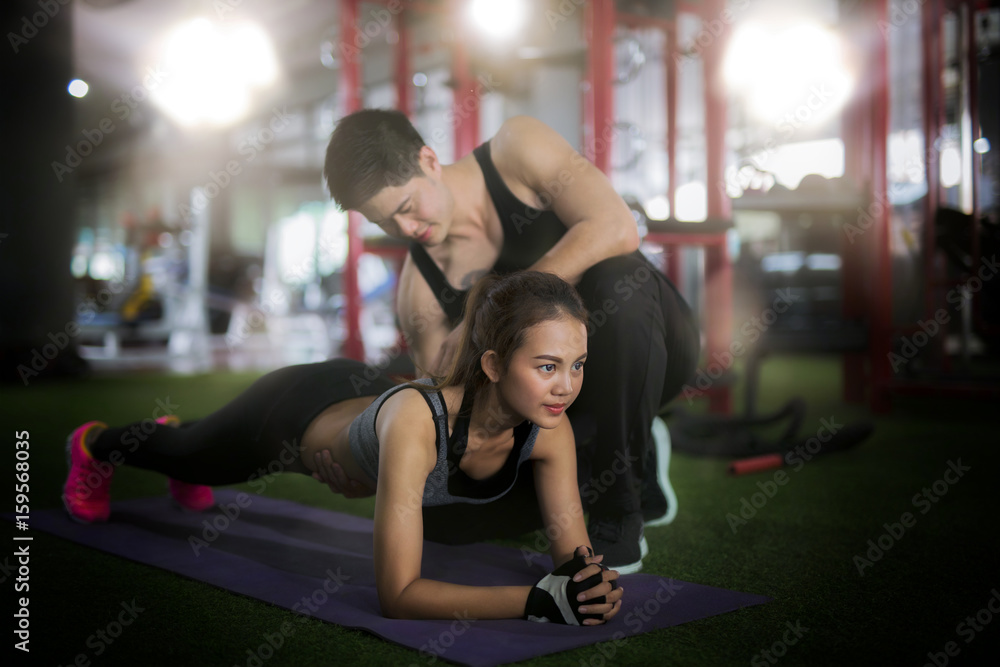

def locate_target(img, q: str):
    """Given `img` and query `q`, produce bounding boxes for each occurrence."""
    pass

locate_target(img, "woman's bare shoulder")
[528,415,575,461]
[375,386,440,461]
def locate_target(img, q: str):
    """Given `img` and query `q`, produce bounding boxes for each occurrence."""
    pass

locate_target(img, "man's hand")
[311,450,375,498]
[430,319,466,377]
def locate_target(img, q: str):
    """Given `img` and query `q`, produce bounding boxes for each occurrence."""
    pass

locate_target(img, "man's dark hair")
[324,109,426,211]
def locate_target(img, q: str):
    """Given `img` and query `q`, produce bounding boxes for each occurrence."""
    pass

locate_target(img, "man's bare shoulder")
[492,116,564,157]
[490,116,582,184]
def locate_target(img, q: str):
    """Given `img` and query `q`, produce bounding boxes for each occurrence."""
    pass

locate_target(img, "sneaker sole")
[644,416,678,528]
[608,536,648,575]
[62,494,101,524]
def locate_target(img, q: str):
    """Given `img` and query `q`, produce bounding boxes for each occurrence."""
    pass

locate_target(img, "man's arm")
[396,254,453,377]
[490,115,640,285]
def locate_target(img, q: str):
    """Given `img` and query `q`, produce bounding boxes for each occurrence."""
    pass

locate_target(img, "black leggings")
[89,359,397,486]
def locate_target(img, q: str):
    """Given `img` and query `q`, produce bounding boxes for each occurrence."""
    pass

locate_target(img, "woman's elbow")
[379,596,408,620]
[378,586,419,620]
[377,587,401,619]
[381,602,426,620]
[380,605,405,620]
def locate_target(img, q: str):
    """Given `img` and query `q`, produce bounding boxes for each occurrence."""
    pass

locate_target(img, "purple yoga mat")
[26,490,768,666]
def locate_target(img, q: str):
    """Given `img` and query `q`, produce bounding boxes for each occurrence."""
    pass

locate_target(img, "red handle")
[728,453,784,475]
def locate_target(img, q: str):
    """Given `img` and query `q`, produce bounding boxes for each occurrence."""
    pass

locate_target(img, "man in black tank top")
[324,109,700,573]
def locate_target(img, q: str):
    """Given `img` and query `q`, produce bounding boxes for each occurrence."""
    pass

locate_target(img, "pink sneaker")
[62,421,111,523]
[168,479,215,512]
[157,416,215,512]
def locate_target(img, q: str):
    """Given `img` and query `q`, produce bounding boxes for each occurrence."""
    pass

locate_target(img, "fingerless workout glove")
[523,553,613,625]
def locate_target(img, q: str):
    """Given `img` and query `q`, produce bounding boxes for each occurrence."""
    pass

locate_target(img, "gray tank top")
[348,379,539,506]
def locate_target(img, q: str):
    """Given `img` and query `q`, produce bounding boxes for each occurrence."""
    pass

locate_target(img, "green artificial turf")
[3,355,998,666]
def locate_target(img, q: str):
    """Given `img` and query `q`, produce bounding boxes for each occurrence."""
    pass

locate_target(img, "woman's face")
[496,315,588,429]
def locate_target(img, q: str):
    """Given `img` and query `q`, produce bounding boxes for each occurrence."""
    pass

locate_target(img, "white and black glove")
[523,547,616,625]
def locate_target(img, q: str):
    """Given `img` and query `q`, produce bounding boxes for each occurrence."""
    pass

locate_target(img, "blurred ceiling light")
[724,21,853,128]
[88,252,120,281]
[643,195,670,220]
[806,253,842,271]
[412,72,428,87]
[150,18,278,128]
[767,138,844,190]
[320,25,338,69]
[277,211,319,285]
[888,130,925,184]
[973,137,991,154]
[467,0,527,43]
[762,252,804,273]
[68,79,89,98]
[71,254,88,279]
[940,146,962,188]
[675,182,707,222]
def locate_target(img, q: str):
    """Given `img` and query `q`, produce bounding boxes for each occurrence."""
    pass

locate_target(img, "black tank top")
[408,141,567,324]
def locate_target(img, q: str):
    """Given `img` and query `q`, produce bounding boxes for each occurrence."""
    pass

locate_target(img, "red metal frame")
[966,1,992,337]
[922,0,947,370]
[449,0,479,158]
[664,20,682,289]
[597,0,995,412]
[342,0,738,408]
[870,0,893,413]
[616,11,672,32]
[838,0,892,411]
[583,0,615,174]
[703,0,730,223]
[645,228,733,412]
[839,4,876,405]
[840,81,867,405]
[598,1,734,413]
[867,0,1000,407]
[341,0,365,361]
[341,0,480,361]
[702,0,733,413]
[395,6,411,118]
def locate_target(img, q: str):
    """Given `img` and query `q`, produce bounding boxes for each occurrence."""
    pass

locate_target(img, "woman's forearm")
[384,578,531,621]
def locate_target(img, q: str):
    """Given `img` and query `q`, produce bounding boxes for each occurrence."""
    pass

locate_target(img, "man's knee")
[578,254,645,291]
[661,324,701,402]
[578,254,659,313]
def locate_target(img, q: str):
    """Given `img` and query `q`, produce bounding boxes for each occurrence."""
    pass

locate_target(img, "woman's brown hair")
[427,271,588,402]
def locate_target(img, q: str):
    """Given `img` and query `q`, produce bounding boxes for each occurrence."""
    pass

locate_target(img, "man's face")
[356,148,450,246]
